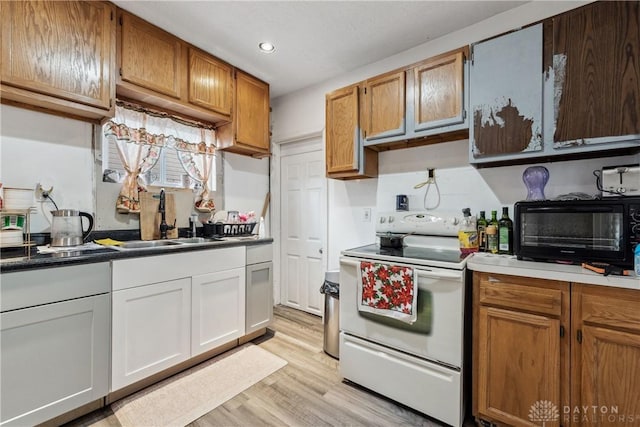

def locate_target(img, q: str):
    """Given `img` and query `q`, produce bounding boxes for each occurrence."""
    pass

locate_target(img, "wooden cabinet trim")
[413,49,465,131]
[477,305,561,425]
[478,273,566,316]
[362,70,406,141]
[325,84,360,175]
[1,1,116,119]
[188,47,233,117]
[118,11,184,99]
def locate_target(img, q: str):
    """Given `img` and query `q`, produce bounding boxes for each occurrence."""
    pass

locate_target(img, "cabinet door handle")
[577,329,583,344]
[487,276,501,283]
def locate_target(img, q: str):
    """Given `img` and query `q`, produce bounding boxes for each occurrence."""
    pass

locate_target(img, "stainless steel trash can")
[320,270,340,359]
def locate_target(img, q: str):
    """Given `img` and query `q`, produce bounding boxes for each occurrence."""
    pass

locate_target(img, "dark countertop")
[1,237,274,273]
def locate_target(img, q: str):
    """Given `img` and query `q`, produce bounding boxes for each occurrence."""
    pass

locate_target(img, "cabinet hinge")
[119,67,123,77]
[560,325,565,338]
[577,329,583,344]
[470,47,474,66]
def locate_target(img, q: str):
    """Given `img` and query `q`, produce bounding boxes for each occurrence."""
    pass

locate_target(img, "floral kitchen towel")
[357,261,418,324]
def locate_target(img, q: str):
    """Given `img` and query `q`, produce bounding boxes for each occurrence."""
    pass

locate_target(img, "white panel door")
[281,149,325,315]
[111,278,191,391]
[192,268,246,356]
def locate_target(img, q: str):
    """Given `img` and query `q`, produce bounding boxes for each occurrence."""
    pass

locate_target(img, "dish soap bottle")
[458,208,479,255]
[635,244,640,276]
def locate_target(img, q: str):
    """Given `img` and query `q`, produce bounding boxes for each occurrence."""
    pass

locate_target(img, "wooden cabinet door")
[111,278,191,391]
[413,49,466,132]
[326,85,360,175]
[572,284,640,425]
[362,70,405,141]
[246,261,273,334]
[1,294,109,426]
[191,268,245,356]
[119,11,183,99]
[553,1,640,147]
[474,273,568,427]
[188,47,233,117]
[235,70,270,152]
[470,24,543,160]
[1,0,114,110]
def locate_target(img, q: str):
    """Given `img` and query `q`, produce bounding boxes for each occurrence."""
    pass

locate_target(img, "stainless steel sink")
[114,237,224,250]
[118,240,184,249]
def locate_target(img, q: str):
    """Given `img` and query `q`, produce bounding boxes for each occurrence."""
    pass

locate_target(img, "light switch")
[362,208,371,222]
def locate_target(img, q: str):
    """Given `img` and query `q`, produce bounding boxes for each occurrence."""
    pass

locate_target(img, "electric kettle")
[50,210,94,247]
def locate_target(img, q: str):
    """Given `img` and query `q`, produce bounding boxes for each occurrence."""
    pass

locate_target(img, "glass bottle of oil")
[498,206,514,255]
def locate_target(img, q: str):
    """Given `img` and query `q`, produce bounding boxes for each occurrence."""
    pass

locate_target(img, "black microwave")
[514,197,640,267]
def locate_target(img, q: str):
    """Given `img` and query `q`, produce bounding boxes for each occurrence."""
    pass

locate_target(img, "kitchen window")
[101,102,217,214]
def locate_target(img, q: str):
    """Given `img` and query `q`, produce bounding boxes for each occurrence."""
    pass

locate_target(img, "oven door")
[339,256,464,368]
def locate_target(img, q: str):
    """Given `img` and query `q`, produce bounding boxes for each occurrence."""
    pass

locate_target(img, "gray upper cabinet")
[470,2,640,166]
[469,24,544,163]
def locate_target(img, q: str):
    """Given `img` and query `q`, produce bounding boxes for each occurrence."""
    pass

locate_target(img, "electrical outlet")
[362,208,371,222]
[34,183,53,201]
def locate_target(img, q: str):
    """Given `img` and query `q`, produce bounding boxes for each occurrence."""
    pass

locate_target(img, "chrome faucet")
[158,188,176,239]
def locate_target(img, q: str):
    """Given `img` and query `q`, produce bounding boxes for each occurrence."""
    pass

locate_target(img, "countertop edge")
[0,238,274,273]
[468,253,640,290]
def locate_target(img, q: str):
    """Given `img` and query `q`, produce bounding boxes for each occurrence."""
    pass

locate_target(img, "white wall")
[270,0,640,273]
[0,104,270,233]
[1,105,95,233]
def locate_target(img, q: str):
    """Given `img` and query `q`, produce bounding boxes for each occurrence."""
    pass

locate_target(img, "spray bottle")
[458,208,479,255]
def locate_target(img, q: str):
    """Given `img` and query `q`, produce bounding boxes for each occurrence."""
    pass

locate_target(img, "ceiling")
[113,1,527,99]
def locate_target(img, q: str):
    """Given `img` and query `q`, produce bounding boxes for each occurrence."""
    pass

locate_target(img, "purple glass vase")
[522,166,549,200]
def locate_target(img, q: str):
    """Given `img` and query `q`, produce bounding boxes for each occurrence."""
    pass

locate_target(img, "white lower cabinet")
[245,244,273,334]
[111,278,192,391]
[111,246,247,392]
[192,268,245,356]
[0,263,110,427]
[1,294,110,427]
[246,261,273,333]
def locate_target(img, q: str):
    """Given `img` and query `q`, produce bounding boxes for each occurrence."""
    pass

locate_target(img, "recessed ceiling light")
[258,42,275,53]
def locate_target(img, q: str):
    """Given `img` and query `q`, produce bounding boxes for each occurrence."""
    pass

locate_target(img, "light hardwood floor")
[64,305,445,427]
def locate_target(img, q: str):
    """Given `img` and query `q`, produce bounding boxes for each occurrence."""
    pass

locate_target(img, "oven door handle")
[416,270,463,281]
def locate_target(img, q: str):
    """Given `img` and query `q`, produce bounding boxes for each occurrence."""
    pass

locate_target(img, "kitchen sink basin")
[118,240,184,249]
[114,237,224,250]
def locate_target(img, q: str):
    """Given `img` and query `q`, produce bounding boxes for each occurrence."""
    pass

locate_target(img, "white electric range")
[340,210,469,427]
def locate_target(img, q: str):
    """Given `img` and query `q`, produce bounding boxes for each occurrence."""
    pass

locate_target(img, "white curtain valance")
[103,103,216,214]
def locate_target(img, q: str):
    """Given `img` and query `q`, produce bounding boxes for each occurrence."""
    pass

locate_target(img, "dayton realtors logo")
[529,400,560,426]
[529,401,638,425]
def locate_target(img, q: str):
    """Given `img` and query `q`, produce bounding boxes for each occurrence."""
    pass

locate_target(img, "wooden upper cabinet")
[572,283,640,422]
[325,84,377,179]
[118,11,184,99]
[473,272,569,427]
[413,48,466,132]
[362,71,405,141]
[552,1,640,147]
[470,24,544,160]
[116,8,233,124]
[0,0,115,120]
[216,70,270,157]
[188,47,233,116]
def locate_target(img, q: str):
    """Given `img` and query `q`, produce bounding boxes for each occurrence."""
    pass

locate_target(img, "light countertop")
[468,252,640,290]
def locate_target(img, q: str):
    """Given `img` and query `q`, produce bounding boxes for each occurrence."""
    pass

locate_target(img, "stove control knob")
[379,216,386,223]
[449,217,459,226]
